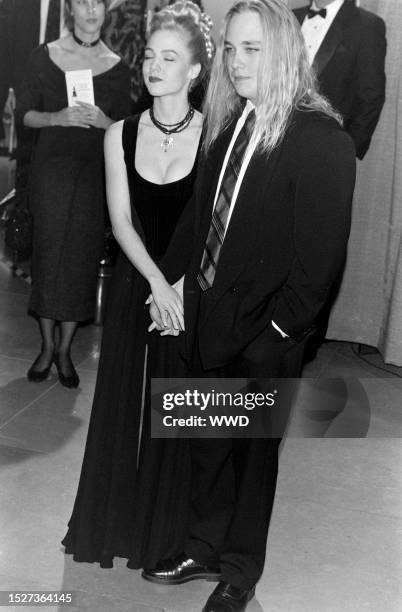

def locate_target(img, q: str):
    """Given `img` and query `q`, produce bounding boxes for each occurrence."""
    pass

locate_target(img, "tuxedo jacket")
[161,110,356,370]
[294,0,386,159]
[0,0,43,118]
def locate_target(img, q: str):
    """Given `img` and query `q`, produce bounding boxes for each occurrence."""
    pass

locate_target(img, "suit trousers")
[184,291,306,590]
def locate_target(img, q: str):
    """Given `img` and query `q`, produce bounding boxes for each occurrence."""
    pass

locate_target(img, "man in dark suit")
[294,0,386,360]
[144,1,356,610]
[294,0,386,160]
[0,0,65,111]
[0,0,66,183]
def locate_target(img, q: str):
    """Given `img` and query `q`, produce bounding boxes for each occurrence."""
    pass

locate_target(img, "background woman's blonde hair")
[203,0,341,155]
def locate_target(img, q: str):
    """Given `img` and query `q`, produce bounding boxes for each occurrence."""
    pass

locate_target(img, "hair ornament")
[199,12,214,60]
[152,1,214,62]
[182,1,214,60]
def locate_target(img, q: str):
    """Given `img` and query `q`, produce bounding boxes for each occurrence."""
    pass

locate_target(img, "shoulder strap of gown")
[120,114,147,245]
[122,114,141,170]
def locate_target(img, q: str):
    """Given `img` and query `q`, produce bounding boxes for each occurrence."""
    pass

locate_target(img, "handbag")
[4,188,32,260]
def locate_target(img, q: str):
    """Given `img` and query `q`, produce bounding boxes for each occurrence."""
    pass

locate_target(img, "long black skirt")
[62,250,191,568]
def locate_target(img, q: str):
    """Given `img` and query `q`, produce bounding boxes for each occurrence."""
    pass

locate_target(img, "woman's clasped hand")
[149,277,184,331]
[147,275,184,335]
[51,101,111,129]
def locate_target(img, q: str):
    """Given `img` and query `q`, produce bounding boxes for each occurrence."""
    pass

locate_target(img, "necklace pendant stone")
[161,136,174,152]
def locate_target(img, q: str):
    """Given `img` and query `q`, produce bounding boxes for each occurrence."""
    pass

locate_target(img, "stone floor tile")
[286,377,402,438]
[0,369,95,453]
[258,496,402,612]
[278,439,402,519]
[319,350,399,378]
[0,356,57,426]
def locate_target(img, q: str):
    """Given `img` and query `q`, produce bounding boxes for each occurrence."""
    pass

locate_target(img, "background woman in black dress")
[17,0,131,388]
[62,1,213,569]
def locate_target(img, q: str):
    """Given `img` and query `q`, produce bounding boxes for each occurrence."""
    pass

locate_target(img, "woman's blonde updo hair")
[148,1,213,91]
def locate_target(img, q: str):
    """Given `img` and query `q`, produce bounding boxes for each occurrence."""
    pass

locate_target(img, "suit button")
[259,259,264,264]
[230,286,237,294]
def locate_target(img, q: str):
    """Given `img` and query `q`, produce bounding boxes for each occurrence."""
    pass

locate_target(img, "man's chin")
[232,82,256,100]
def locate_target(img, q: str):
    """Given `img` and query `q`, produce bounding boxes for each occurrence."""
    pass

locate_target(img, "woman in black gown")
[62,1,213,569]
[17,0,131,388]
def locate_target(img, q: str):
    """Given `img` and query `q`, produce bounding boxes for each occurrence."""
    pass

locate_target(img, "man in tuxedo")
[294,0,386,359]
[144,1,356,610]
[294,0,386,160]
[0,0,66,98]
[0,0,67,183]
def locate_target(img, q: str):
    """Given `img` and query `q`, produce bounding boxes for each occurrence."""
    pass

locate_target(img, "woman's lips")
[149,76,163,83]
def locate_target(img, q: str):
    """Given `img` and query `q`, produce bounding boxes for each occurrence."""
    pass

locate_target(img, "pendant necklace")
[149,105,195,153]
[72,32,101,48]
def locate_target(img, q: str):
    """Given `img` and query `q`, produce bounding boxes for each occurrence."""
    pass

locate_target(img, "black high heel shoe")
[27,354,53,383]
[54,353,80,389]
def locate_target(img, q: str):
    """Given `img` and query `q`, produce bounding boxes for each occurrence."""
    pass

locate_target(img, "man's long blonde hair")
[203,0,341,155]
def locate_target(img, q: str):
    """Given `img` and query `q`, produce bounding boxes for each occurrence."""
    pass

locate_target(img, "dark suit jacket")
[161,110,356,370]
[294,0,386,159]
[0,0,42,123]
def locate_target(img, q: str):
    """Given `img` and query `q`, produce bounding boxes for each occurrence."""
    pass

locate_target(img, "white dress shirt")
[301,0,344,65]
[212,100,288,338]
[40,0,69,44]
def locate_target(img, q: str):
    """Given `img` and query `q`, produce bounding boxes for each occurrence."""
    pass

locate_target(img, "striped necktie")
[45,0,61,43]
[197,109,256,291]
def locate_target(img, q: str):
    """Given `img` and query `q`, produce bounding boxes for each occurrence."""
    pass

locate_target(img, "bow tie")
[307,7,327,19]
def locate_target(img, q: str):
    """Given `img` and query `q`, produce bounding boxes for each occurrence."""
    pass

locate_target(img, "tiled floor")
[0,256,401,612]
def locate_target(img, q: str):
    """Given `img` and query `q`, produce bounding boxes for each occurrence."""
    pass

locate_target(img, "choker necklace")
[72,32,100,48]
[149,105,195,153]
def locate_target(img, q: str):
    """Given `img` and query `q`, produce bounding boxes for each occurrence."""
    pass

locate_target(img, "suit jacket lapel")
[12,0,41,55]
[22,0,41,48]
[313,1,357,76]
[202,144,283,315]
[33,0,41,45]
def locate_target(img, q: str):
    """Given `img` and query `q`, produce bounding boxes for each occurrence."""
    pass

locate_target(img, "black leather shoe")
[54,354,79,389]
[202,581,255,612]
[142,553,221,585]
[27,355,53,383]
